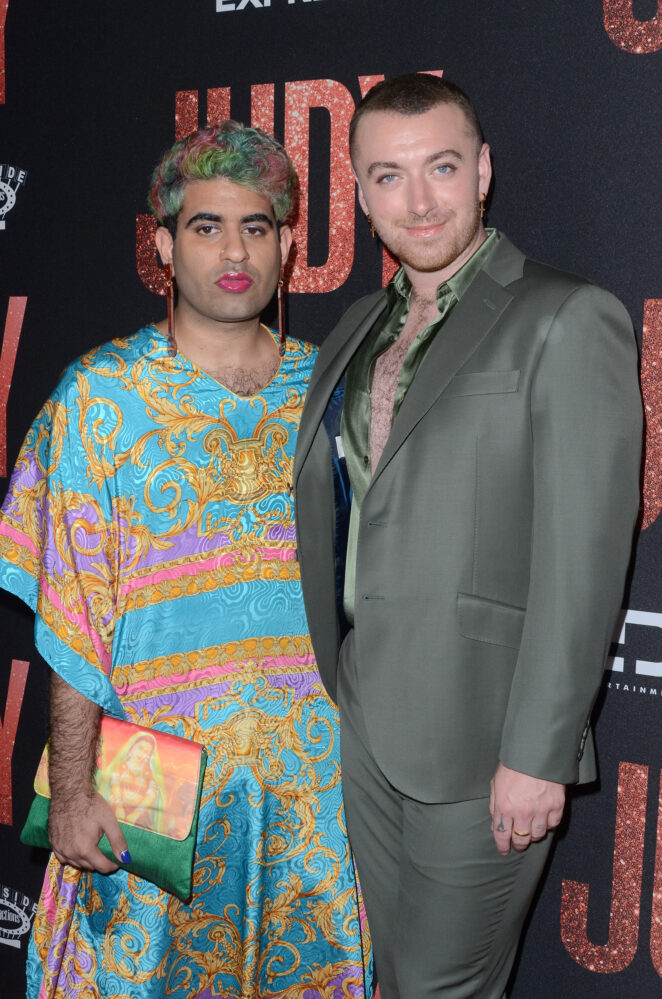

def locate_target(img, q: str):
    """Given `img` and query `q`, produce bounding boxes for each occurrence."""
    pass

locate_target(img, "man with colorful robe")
[0,121,373,999]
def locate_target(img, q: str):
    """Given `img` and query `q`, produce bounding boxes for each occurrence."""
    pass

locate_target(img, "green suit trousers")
[338,631,555,999]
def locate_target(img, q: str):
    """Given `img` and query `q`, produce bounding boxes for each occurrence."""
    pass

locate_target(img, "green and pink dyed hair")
[148,120,297,234]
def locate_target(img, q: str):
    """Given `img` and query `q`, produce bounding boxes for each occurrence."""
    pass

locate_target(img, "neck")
[164,307,275,378]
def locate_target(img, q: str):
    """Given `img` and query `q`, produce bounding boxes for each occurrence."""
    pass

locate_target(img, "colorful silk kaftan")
[0,326,373,999]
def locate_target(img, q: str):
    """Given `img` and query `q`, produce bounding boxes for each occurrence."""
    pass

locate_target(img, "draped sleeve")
[0,360,124,717]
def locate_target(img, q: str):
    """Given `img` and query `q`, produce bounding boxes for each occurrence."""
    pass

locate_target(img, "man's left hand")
[489,762,565,855]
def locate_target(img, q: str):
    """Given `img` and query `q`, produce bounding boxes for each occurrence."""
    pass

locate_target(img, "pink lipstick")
[216,272,252,292]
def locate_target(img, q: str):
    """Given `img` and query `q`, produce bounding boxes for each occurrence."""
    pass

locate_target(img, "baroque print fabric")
[0,326,373,999]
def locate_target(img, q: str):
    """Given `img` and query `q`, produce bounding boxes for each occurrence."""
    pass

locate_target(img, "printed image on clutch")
[33,717,202,840]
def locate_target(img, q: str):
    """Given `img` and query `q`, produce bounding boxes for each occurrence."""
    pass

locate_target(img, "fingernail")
[120,850,131,864]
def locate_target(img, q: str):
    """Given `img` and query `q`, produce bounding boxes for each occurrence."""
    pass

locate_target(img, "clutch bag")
[20,714,207,901]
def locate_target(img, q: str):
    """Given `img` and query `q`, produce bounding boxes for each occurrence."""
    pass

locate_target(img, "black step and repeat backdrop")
[1,0,661,994]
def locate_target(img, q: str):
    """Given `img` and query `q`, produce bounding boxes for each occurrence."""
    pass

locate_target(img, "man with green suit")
[293,74,642,999]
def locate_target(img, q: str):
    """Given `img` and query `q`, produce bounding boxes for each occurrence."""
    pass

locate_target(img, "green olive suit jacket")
[293,235,642,803]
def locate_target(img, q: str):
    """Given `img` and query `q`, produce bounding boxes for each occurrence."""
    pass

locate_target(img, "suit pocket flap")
[457,592,525,649]
[445,370,520,397]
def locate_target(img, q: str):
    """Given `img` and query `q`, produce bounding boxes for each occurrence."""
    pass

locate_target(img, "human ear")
[278,224,293,265]
[154,226,174,270]
[478,143,492,199]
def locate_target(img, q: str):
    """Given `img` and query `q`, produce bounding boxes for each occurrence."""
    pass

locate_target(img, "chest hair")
[206,356,280,397]
[370,294,438,472]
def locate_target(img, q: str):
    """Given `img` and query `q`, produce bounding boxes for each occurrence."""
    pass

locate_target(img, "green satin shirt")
[341,228,499,623]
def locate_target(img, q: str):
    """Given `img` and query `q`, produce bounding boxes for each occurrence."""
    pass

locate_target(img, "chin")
[394,230,482,276]
[383,212,482,273]
[394,245,460,273]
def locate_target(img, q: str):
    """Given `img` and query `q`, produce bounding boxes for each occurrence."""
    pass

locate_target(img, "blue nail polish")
[120,850,131,864]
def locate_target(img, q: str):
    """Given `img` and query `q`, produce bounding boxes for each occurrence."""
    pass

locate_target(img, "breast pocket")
[444,370,520,398]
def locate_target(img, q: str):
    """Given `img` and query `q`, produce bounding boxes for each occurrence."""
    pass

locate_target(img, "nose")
[407,174,436,218]
[221,227,249,263]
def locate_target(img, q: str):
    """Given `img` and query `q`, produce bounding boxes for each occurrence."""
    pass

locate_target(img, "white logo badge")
[216,0,325,11]
[0,885,37,949]
[0,165,28,230]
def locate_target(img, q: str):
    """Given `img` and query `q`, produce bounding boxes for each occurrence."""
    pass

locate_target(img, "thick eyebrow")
[184,211,274,228]
[366,148,464,178]
[241,212,274,228]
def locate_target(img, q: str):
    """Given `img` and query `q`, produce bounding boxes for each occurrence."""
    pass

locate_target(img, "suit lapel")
[295,234,527,487]
[371,269,515,482]
[294,291,387,482]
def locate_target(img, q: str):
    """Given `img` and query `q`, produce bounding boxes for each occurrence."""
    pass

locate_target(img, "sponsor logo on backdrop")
[0,885,37,950]
[0,165,27,230]
[216,0,325,10]
[605,608,662,696]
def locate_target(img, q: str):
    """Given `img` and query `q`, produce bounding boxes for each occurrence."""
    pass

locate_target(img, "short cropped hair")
[349,74,484,160]
[148,120,297,234]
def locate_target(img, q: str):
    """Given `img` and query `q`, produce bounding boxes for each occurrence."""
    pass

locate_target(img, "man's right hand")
[48,673,130,874]
[48,788,129,873]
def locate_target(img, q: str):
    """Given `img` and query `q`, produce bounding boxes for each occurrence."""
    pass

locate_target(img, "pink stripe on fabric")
[0,519,38,554]
[119,548,296,596]
[40,578,111,674]
[120,555,233,595]
[39,869,57,927]
[257,547,296,562]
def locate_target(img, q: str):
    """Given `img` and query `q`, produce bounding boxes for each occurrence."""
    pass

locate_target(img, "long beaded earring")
[164,262,177,358]
[277,278,286,356]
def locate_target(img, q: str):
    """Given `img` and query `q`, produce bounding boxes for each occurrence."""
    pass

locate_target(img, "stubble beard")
[378,202,482,275]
